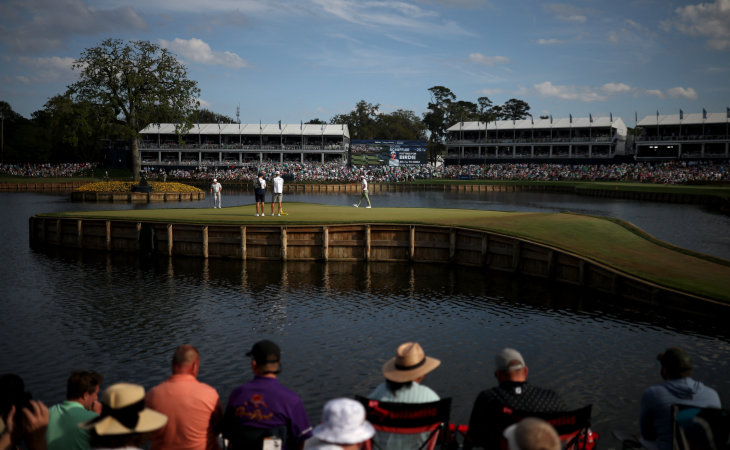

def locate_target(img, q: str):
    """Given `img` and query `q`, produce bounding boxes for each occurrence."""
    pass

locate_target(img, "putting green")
[39,202,730,303]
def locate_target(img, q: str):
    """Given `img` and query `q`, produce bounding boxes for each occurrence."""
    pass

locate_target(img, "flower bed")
[77,181,202,193]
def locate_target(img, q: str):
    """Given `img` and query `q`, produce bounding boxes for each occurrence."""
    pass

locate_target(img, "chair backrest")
[672,404,730,450]
[498,404,598,450]
[355,395,452,450]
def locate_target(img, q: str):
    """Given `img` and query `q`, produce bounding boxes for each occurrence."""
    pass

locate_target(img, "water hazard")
[1,191,729,449]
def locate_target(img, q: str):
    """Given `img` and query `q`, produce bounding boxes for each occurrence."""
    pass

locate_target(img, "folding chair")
[672,404,730,450]
[499,405,598,450]
[355,395,452,450]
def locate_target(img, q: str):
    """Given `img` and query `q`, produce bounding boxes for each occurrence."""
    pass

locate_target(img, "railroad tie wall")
[28,216,723,313]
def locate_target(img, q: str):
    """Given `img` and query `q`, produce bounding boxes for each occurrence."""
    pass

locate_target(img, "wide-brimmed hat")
[381,342,441,382]
[80,383,167,436]
[312,398,374,445]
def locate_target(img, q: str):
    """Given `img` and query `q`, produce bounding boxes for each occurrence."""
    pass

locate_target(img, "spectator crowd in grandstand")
[2,160,729,185]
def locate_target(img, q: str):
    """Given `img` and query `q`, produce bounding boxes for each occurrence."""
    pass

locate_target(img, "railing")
[446,136,616,145]
[636,135,730,142]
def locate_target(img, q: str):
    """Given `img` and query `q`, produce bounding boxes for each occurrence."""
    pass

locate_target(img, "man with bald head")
[146,344,223,450]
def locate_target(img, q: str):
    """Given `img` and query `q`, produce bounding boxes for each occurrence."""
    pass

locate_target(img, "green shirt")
[46,400,98,450]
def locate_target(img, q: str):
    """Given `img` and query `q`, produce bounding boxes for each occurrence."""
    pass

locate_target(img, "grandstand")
[636,111,730,159]
[138,123,349,166]
[444,116,628,163]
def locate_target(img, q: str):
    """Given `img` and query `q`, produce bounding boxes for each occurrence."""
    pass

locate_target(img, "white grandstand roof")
[637,112,730,126]
[139,123,349,138]
[448,116,625,131]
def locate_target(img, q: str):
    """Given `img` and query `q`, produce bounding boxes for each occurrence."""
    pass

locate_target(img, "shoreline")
[29,203,730,308]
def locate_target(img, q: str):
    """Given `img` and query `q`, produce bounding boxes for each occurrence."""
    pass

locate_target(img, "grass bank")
[38,203,730,304]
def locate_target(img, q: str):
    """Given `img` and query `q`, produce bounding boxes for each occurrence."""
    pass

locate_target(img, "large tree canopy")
[69,38,200,180]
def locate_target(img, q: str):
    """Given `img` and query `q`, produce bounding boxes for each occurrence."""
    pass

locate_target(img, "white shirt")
[273,176,284,194]
[211,182,222,193]
[361,178,368,191]
[257,178,266,190]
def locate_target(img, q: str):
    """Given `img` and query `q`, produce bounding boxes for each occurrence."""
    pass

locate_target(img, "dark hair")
[172,345,199,367]
[0,374,32,431]
[386,379,413,395]
[67,371,103,400]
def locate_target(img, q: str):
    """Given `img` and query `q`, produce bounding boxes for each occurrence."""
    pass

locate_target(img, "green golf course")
[37,202,730,304]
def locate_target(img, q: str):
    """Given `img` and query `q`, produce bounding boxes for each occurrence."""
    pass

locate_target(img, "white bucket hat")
[312,398,374,445]
[80,383,167,436]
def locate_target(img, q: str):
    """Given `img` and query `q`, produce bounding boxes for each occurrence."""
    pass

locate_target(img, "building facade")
[444,116,628,163]
[635,112,730,159]
[138,123,349,166]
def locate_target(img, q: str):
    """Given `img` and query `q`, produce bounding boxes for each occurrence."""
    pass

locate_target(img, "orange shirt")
[146,374,223,450]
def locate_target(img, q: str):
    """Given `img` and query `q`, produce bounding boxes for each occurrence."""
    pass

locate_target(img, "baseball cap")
[496,348,525,371]
[246,340,281,364]
[275,170,280,175]
[658,347,692,372]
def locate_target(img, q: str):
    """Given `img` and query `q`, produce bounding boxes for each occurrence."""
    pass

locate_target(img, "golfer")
[210,178,222,208]
[271,170,284,216]
[254,172,267,216]
[353,174,371,208]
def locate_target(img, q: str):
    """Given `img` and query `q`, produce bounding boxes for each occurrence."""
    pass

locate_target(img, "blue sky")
[1,0,729,126]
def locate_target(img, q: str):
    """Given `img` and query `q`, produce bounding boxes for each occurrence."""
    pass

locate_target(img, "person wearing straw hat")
[303,398,375,450]
[368,342,441,450]
[80,383,167,449]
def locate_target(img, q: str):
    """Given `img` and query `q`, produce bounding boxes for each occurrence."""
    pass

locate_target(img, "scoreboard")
[350,140,427,166]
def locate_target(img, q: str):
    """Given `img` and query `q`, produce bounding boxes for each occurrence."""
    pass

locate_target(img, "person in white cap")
[80,382,167,449]
[303,398,375,450]
[368,342,440,449]
[210,178,222,208]
[464,348,566,449]
[270,171,284,216]
[502,418,561,450]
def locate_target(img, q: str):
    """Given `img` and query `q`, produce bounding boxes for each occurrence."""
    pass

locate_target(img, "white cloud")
[542,3,587,23]
[468,53,510,66]
[17,56,76,83]
[537,38,562,45]
[159,38,247,68]
[533,81,606,102]
[601,82,632,94]
[477,88,503,95]
[664,0,730,50]
[644,89,664,98]
[311,0,476,37]
[667,86,699,100]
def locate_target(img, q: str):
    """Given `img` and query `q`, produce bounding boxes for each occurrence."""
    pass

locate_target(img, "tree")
[194,108,234,125]
[306,118,327,125]
[423,86,456,146]
[69,38,200,180]
[331,100,380,139]
[377,109,427,140]
[500,98,531,121]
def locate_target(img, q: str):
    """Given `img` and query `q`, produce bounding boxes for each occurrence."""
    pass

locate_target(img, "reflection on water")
[1,192,729,450]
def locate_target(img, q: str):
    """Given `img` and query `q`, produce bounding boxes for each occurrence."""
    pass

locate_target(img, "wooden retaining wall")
[28,216,728,314]
[69,191,206,202]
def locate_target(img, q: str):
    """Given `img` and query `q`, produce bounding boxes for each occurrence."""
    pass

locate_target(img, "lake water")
[1,190,729,449]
